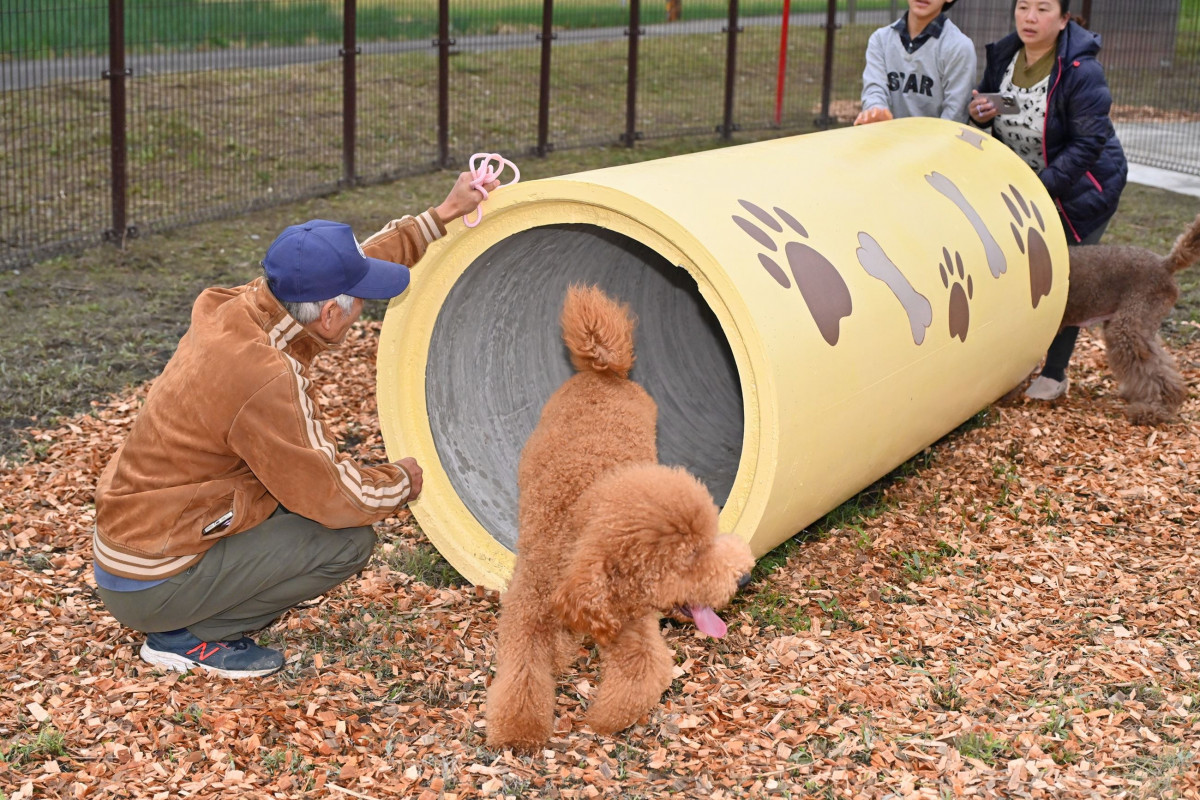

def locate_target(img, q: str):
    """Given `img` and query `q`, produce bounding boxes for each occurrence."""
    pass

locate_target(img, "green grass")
[260,747,316,784]
[2,23,875,267]
[1183,0,1200,34]
[0,27,885,459]
[952,731,1011,765]
[3,0,895,57]
[894,548,938,584]
[815,595,864,630]
[378,540,469,588]
[1123,748,1198,800]
[738,584,812,631]
[1,727,67,766]
[5,13,1199,263]
[0,134,761,458]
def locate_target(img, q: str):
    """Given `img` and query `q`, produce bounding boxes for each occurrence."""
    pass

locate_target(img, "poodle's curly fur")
[485,285,755,753]
[1063,213,1200,424]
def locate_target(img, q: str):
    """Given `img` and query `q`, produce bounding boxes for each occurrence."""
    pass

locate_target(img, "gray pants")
[98,510,376,641]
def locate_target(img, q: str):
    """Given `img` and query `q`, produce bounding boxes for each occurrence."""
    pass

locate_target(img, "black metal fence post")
[435,0,452,167]
[719,0,742,140]
[535,0,555,157]
[621,0,642,147]
[103,0,131,246]
[341,0,359,187]
[817,0,839,129]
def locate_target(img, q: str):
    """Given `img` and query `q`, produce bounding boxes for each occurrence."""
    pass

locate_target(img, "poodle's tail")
[560,284,636,379]
[1164,213,1200,275]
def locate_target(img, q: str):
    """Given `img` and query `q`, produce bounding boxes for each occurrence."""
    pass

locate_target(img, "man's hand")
[434,171,501,223]
[395,456,424,503]
[853,106,894,126]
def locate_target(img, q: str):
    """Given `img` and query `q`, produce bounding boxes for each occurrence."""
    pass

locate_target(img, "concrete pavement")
[1127,163,1200,199]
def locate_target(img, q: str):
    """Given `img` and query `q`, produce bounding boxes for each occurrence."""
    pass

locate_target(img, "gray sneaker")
[1025,375,1069,401]
[141,629,284,678]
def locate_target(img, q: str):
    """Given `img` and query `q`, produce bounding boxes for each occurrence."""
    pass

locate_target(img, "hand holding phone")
[976,92,1019,115]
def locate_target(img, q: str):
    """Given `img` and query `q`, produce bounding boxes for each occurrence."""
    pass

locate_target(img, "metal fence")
[2,0,1198,269]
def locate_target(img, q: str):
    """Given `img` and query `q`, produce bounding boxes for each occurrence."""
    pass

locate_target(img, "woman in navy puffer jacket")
[968,0,1127,402]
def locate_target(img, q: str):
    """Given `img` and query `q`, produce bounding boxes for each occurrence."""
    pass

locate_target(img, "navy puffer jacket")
[978,21,1127,242]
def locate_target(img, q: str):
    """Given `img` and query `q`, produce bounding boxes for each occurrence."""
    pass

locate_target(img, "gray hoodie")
[861,13,976,123]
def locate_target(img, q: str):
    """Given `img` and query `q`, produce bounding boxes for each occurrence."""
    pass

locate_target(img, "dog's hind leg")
[1103,320,1185,424]
[586,613,674,735]
[1146,336,1188,414]
[1103,316,1154,365]
[485,600,559,752]
[1121,344,1186,425]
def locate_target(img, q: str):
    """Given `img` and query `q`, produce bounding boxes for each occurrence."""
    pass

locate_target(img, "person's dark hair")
[1055,0,1090,27]
[1017,0,1069,13]
[1018,0,1081,23]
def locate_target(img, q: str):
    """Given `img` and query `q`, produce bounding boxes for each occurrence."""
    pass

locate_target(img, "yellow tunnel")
[377,117,1069,589]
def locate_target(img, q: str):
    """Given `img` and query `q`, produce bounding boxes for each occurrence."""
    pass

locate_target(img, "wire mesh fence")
[2,0,1198,269]
[1093,1,1200,176]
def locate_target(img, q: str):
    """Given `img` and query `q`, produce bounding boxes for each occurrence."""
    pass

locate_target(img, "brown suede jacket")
[93,210,445,579]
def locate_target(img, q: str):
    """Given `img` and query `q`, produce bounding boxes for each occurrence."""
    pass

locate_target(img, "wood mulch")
[2,322,1198,799]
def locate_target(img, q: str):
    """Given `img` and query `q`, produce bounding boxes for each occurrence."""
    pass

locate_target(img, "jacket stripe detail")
[1055,197,1082,243]
[93,527,199,577]
[274,346,411,509]
[285,348,411,504]
[268,316,304,350]
[415,211,438,245]
[1085,171,1103,192]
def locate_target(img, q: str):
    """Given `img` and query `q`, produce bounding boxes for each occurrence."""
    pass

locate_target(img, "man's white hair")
[282,294,355,325]
[263,266,355,324]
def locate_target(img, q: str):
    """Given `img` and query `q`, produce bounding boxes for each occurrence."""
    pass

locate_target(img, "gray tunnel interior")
[426,224,744,553]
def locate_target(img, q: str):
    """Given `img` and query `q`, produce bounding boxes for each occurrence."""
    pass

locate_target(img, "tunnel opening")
[425,223,745,552]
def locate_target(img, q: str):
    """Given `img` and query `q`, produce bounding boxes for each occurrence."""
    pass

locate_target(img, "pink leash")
[463,153,521,228]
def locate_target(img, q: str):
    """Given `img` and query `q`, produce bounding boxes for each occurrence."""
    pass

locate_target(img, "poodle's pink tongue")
[688,605,727,638]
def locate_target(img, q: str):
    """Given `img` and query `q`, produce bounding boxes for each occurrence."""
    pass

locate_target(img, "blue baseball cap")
[262,219,411,302]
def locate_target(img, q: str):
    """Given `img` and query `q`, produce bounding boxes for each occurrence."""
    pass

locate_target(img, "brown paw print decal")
[1002,186,1053,309]
[733,200,852,346]
[925,172,1007,279]
[855,233,932,345]
[939,248,974,342]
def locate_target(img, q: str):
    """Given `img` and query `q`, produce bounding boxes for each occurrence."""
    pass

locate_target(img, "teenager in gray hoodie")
[856,0,976,125]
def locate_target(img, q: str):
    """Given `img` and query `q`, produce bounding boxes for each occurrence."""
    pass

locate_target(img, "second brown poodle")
[1061,213,1200,424]
[484,285,755,753]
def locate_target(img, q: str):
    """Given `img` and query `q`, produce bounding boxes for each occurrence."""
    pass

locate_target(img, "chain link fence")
[3,0,1198,269]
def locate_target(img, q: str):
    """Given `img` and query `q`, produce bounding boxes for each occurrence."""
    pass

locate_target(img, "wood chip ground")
[2,323,1197,799]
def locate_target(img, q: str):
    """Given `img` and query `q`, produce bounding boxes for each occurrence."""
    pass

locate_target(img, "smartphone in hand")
[977,92,1020,115]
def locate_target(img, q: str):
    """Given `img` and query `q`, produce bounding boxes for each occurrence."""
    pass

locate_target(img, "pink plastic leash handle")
[463,153,521,228]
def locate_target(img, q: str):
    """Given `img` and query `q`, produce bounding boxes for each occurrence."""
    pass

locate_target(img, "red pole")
[775,0,791,125]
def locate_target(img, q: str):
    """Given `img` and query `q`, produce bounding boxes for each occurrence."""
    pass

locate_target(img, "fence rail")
[3,0,1198,269]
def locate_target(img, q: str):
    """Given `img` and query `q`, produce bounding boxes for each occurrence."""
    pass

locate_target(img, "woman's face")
[1014,0,1068,53]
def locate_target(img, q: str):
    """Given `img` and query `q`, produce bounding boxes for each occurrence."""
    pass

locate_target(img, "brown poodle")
[484,285,755,753]
[1061,213,1200,424]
